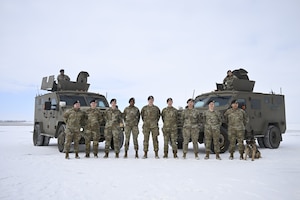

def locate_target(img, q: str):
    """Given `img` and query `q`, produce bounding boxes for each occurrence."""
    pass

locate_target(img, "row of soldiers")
[63,95,248,160]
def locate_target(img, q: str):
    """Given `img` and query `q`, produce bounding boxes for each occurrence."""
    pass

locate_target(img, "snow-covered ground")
[0,123,299,200]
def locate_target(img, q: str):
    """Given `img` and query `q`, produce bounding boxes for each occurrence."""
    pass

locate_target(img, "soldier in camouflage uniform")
[203,100,222,160]
[161,98,178,158]
[63,100,86,159]
[224,100,249,160]
[181,98,201,159]
[123,97,140,158]
[84,99,103,158]
[223,70,238,90]
[141,96,161,159]
[103,99,123,158]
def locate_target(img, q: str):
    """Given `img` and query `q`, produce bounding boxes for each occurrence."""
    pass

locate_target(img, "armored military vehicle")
[33,71,124,152]
[177,69,286,153]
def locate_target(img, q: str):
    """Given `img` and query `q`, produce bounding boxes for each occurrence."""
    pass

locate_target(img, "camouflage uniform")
[161,106,178,158]
[141,105,160,157]
[181,108,201,158]
[84,108,103,157]
[224,107,248,157]
[123,104,140,155]
[203,109,222,155]
[223,75,238,90]
[63,107,86,158]
[104,107,123,157]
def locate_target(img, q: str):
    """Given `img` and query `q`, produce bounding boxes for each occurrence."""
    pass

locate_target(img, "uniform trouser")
[204,127,220,153]
[162,127,178,153]
[64,130,81,153]
[143,127,159,152]
[104,126,121,154]
[183,127,199,154]
[228,128,245,153]
[84,129,100,154]
[124,125,139,151]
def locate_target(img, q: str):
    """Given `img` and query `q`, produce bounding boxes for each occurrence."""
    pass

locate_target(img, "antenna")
[192,89,195,99]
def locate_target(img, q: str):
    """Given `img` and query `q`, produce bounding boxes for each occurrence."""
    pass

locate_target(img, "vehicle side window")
[251,99,261,109]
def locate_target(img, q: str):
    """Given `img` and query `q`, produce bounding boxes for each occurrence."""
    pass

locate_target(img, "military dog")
[244,138,261,161]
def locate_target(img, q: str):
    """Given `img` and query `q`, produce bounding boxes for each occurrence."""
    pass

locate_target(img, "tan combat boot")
[195,153,199,160]
[75,152,80,159]
[155,151,160,159]
[65,152,69,159]
[173,150,178,158]
[229,152,234,160]
[240,151,244,160]
[143,151,147,159]
[204,151,210,160]
[103,152,109,158]
[216,153,221,160]
[163,152,168,158]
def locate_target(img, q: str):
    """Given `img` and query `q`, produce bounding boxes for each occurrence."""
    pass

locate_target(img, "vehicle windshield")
[194,96,231,108]
[59,95,108,107]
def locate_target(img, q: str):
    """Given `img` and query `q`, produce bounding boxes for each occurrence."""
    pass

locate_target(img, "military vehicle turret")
[177,69,286,153]
[33,71,124,152]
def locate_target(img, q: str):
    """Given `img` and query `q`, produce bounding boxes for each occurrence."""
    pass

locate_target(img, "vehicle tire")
[33,124,44,146]
[211,126,229,153]
[57,125,66,152]
[111,130,124,150]
[257,137,266,148]
[43,136,51,146]
[264,125,281,149]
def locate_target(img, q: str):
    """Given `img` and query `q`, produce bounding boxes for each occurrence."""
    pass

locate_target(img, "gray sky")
[0,0,299,123]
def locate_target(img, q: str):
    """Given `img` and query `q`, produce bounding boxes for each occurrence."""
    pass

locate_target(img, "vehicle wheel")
[111,130,124,150]
[257,137,266,148]
[33,124,44,146]
[43,136,51,146]
[57,125,66,152]
[264,125,281,149]
[211,126,229,153]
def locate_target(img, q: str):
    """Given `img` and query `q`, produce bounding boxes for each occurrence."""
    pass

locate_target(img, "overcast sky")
[0,0,299,124]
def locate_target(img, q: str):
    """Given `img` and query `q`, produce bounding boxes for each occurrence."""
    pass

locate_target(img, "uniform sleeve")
[242,110,249,126]
[141,107,145,121]
[161,108,165,122]
[137,108,141,123]
[63,109,70,123]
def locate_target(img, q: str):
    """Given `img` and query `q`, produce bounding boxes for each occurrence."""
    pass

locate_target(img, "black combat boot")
[155,151,160,159]
[124,151,128,158]
[65,152,69,159]
[204,151,210,160]
[143,151,147,159]
[115,153,119,158]
[85,153,90,158]
[216,153,221,160]
[135,150,139,159]
[94,153,98,158]
[163,152,168,158]
[103,152,109,158]
[183,152,186,159]
[75,152,80,159]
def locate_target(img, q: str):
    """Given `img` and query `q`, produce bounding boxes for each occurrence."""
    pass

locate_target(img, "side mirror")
[59,101,66,108]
